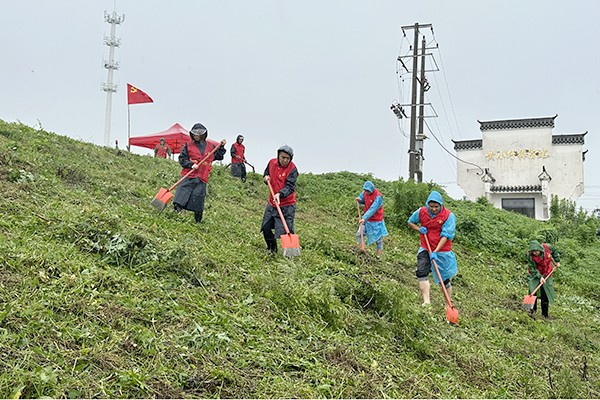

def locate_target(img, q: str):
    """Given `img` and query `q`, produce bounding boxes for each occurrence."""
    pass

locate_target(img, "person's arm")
[166,146,171,157]
[407,209,422,232]
[213,140,227,161]
[362,195,382,221]
[278,167,298,199]
[549,244,561,268]
[178,143,195,169]
[356,192,365,205]
[230,144,236,159]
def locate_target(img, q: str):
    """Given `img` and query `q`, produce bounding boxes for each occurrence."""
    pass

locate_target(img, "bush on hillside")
[391,178,444,228]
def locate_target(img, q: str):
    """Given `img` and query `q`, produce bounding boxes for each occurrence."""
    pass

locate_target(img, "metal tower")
[101,9,124,147]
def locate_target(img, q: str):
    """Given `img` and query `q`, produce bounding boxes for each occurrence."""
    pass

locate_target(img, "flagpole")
[127,104,131,152]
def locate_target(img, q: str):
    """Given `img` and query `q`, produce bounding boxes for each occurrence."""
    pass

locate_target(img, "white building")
[453,115,586,220]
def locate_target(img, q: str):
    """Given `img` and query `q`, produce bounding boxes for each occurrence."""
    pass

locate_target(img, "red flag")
[127,83,154,105]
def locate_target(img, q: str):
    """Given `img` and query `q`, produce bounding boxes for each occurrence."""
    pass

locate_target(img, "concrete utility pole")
[398,22,432,183]
[101,9,124,147]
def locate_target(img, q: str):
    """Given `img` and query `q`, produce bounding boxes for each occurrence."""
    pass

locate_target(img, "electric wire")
[431,36,463,140]
[423,118,485,175]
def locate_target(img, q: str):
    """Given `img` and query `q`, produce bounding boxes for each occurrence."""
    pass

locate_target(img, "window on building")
[502,198,535,218]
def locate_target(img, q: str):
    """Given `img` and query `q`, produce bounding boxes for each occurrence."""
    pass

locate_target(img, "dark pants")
[416,251,451,288]
[532,286,550,317]
[261,204,295,251]
[231,162,247,182]
[173,178,206,213]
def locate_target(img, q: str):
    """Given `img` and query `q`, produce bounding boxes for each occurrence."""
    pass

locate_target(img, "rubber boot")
[266,239,277,254]
[194,211,203,223]
[541,301,549,318]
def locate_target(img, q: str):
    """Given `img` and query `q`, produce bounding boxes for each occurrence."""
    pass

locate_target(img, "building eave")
[478,115,558,131]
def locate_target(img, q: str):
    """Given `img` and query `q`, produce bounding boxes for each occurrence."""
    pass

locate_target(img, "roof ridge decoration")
[478,115,557,131]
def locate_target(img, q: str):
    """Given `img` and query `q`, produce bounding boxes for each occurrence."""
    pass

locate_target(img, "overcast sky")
[1,1,599,212]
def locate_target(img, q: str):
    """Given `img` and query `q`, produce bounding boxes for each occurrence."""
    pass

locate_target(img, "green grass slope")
[0,120,599,398]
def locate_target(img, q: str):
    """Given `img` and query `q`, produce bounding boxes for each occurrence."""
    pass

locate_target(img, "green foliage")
[391,178,444,228]
[0,119,599,398]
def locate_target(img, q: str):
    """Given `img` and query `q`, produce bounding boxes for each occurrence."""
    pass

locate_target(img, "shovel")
[423,234,459,326]
[356,200,365,252]
[266,179,300,258]
[151,144,221,212]
[522,268,555,311]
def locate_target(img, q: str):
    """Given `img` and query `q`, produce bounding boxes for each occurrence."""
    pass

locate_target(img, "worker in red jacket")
[154,137,172,159]
[173,123,226,223]
[260,145,297,254]
[230,134,247,182]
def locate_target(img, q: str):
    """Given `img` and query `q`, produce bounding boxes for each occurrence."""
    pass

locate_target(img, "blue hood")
[426,191,443,208]
[363,181,375,193]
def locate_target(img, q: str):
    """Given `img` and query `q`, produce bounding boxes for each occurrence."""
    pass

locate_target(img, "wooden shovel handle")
[167,143,221,192]
[423,234,455,309]
[266,179,292,235]
[528,268,556,296]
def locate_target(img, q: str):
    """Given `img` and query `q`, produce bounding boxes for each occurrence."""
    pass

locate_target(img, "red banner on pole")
[127,83,154,104]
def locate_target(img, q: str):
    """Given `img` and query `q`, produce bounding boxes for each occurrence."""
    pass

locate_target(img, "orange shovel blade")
[446,306,459,326]
[281,233,300,257]
[522,294,537,311]
[151,188,173,212]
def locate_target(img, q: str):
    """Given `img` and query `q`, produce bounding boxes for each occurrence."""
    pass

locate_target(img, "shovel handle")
[167,143,222,192]
[266,179,292,235]
[423,234,455,309]
[356,199,365,250]
[528,268,556,296]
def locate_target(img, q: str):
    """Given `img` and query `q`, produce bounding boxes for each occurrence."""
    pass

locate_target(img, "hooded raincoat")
[527,240,559,303]
[407,190,458,284]
[357,181,388,245]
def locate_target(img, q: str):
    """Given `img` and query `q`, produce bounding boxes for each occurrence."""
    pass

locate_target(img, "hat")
[190,123,208,136]
[277,145,294,159]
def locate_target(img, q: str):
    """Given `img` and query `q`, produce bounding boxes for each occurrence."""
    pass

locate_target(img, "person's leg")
[241,164,247,183]
[375,237,383,257]
[193,182,207,223]
[261,206,277,253]
[540,286,549,318]
[416,251,431,305]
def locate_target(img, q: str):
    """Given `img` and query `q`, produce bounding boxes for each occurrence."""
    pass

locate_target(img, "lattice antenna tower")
[101,9,125,146]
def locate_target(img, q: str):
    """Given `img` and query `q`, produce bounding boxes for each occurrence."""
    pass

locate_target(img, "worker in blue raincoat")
[356,181,389,257]
[407,190,458,306]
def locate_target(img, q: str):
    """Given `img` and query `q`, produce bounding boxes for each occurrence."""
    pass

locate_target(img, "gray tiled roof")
[490,184,542,193]
[452,139,482,150]
[552,133,587,145]
[478,115,557,131]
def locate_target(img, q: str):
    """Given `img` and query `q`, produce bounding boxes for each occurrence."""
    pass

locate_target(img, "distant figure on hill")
[261,145,297,254]
[407,190,458,307]
[230,134,247,182]
[355,181,388,257]
[154,137,172,159]
[526,240,560,319]
[173,123,226,223]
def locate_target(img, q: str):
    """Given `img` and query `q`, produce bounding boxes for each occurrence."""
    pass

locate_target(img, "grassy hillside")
[0,120,599,398]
